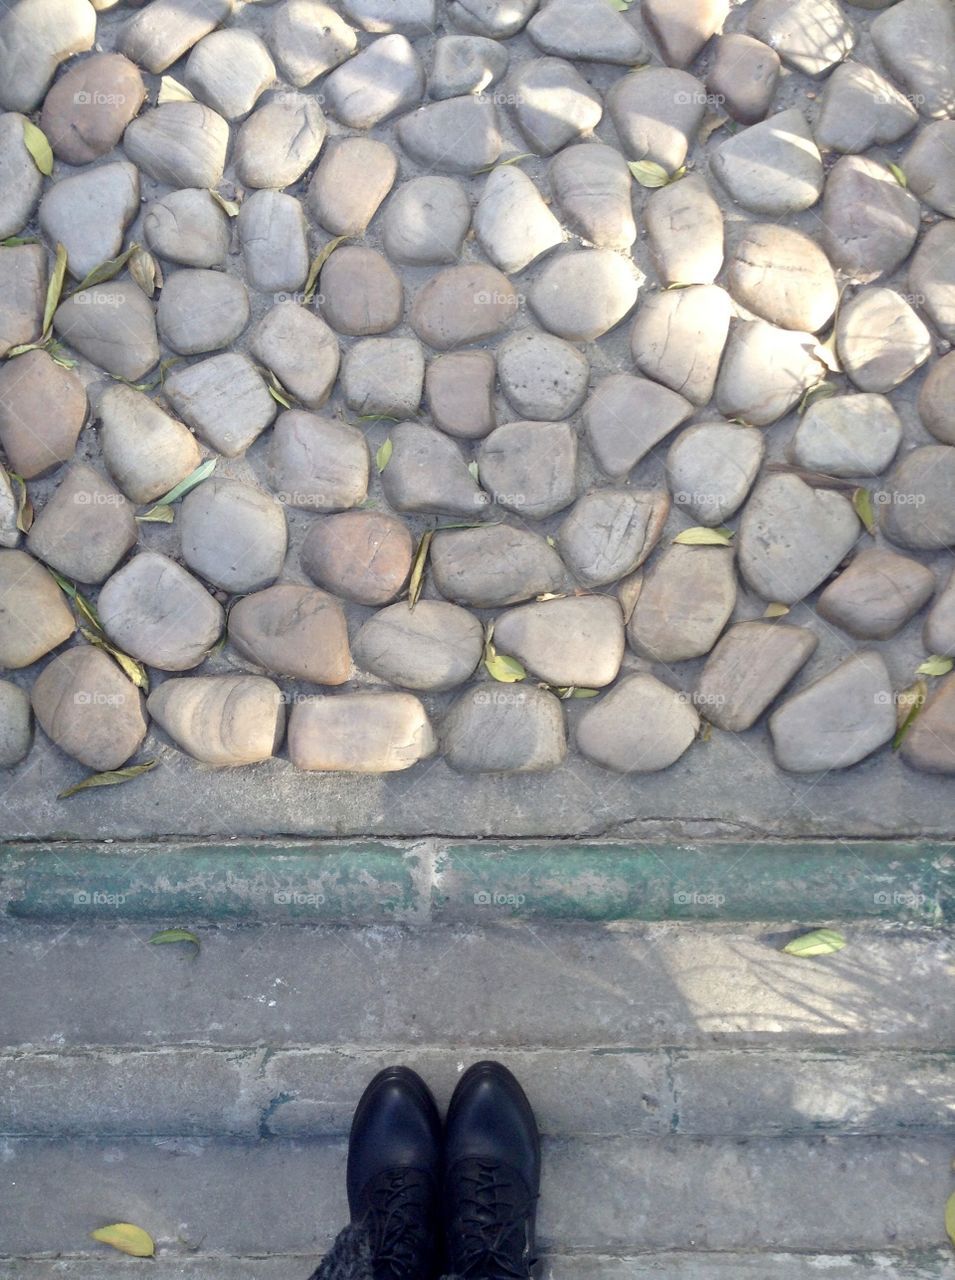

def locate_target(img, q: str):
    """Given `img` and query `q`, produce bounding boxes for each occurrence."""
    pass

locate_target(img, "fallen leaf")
[763,602,791,618]
[945,1190,955,1247]
[144,458,216,512]
[42,242,68,336]
[265,371,293,408]
[893,679,927,749]
[376,438,393,472]
[304,235,347,300]
[1,235,38,246]
[158,74,194,104]
[888,162,907,188]
[135,504,175,524]
[536,592,566,602]
[698,112,729,145]
[673,526,734,546]
[467,460,479,480]
[149,927,200,952]
[628,159,673,188]
[80,626,149,691]
[698,719,713,741]
[22,119,53,175]
[49,569,101,630]
[485,650,526,682]
[59,760,157,800]
[7,471,33,532]
[852,487,877,536]
[917,655,954,677]
[799,381,837,415]
[407,530,433,610]
[782,928,846,957]
[129,245,160,297]
[570,687,599,698]
[71,243,140,295]
[90,1223,155,1257]
[546,535,557,547]
[45,339,76,369]
[208,188,240,217]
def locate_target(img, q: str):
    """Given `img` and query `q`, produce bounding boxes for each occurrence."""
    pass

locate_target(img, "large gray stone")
[183,29,275,120]
[98,551,224,672]
[320,247,403,337]
[411,264,518,349]
[870,0,955,119]
[0,550,75,669]
[494,595,624,688]
[817,548,935,639]
[558,488,670,588]
[643,0,727,68]
[695,621,818,732]
[815,62,918,153]
[548,143,635,251]
[288,691,433,771]
[496,330,587,420]
[300,511,412,607]
[143,189,231,270]
[510,58,602,156]
[96,383,201,505]
[397,95,502,173]
[428,34,508,98]
[473,165,562,274]
[39,53,146,165]
[26,463,136,585]
[120,0,232,74]
[879,445,955,550]
[342,0,436,37]
[585,373,692,478]
[341,338,424,419]
[431,525,567,606]
[909,221,955,342]
[900,675,955,774]
[148,675,285,766]
[769,652,896,772]
[353,601,483,692]
[381,176,470,266]
[726,224,837,333]
[706,33,779,125]
[163,354,276,458]
[307,138,397,237]
[527,0,649,64]
[820,155,921,283]
[157,269,250,356]
[715,319,825,426]
[248,305,339,408]
[789,393,902,478]
[0,0,95,112]
[380,422,484,515]
[234,93,326,190]
[902,121,955,216]
[0,113,44,240]
[627,543,737,663]
[440,684,566,773]
[268,411,368,512]
[0,243,45,359]
[836,288,932,392]
[0,350,86,479]
[747,0,854,76]
[738,474,860,603]
[228,584,350,685]
[39,162,139,282]
[529,249,640,341]
[323,34,424,128]
[924,570,955,655]
[607,67,705,170]
[666,421,764,525]
[446,0,537,38]
[630,284,731,406]
[123,102,229,189]
[575,673,698,773]
[644,174,723,286]
[477,419,577,518]
[711,109,823,215]
[179,478,287,592]
[268,0,356,88]
[31,646,147,771]
[918,353,955,444]
[53,284,160,381]
[425,351,496,438]
[0,680,31,767]
[238,190,309,295]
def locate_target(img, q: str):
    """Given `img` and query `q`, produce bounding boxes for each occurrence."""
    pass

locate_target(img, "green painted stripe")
[1,841,951,924]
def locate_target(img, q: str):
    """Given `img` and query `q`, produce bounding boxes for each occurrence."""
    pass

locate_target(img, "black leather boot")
[444,1062,541,1280]
[346,1066,442,1280]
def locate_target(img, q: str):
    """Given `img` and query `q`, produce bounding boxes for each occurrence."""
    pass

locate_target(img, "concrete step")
[3,920,953,1051]
[0,1135,952,1258]
[3,1045,953,1139]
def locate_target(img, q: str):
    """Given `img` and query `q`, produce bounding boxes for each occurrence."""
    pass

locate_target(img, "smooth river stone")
[425,351,496,438]
[711,109,823,215]
[627,543,737,663]
[300,511,413,606]
[163,354,276,458]
[630,284,731,406]
[768,652,895,773]
[529,248,640,341]
[747,0,854,76]
[817,547,935,639]
[0,244,45,359]
[0,550,75,668]
[341,338,424,419]
[446,0,537,38]
[494,595,624,688]
[323,33,424,129]
[903,122,955,217]
[96,383,200,504]
[527,0,648,64]
[575,673,698,774]
[183,29,275,120]
[836,288,932,393]
[789,393,902,478]
[143,189,231,270]
[308,137,397,237]
[234,92,326,190]
[228,584,350,685]
[548,143,636,251]
[666,421,764,525]
[738,474,860,603]
[380,422,484,516]
[715,319,824,426]
[440,684,566,774]
[179,478,288,592]
[397,95,503,173]
[642,0,727,67]
[381,176,470,266]
[31,646,146,771]
[900,675,955,775]
[341,0,436,36]
[477,420,577,519]
[473,165,562,275]
[695,621,818,733]
[879,445,955,550]
[924,571,955,655]
[249,305,339,409]
[123,102,229,189]
[98,551,223,672]
[148,675,285,767]
[353,601,483,692]
[644,173,724,286]
[706,33,779,125]
[726,224,837,333]
[430,525,567,607]
[0,112,44,239]
[918,353,955,444]
[156,269,250,357]
[120,0,233,73]
[288,691,434,772]
[26,462,136,585]
[870,0,955,120]
[0,0,95,112]
[0,349,86,479]
[510,57,602,156]
[496,330,588,421]
[607,67,705,171]
[40,53,146,164]
[411,264,518,349]
[428,34,509,98]
[584,373,693,478]
[909,221,955,342]
[39,161,139,282]
[53,284,160,381]
[268,0,357,88]
[238,190,309,294]
[558,488,670,589]
[0,680,31,767]
[820,154,920,283]
[814,62,918,153]
[268,411,368,512]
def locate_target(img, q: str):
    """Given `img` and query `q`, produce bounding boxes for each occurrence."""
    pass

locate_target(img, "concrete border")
[1,840,951,924]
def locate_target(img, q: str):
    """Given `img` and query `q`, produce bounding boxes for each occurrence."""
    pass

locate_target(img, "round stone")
[320,247,403,337]
[249,305,340,409]
[473,165,563,275]
[341,338,424,419]
[301,511,413,606]
[268,411,369,512]
[341,0,436,35]
[548,143,636,252]
[163,354,277,459]
[747,0,854,76]
[268,0,357,89]
[143,189,231,270]
[157,269,250,356]
[879,445,955,550]
[726,224,837,332]
[0,0,95,113]
[789,394,903,478]
[493,595,625,688]
[228,584,350,685]
[817,548,936,640]
[607,67,704,170]
[901,675,955,775]
[644,173,724,287]
[26,463,137,585]
[397,94,503,172]
[630,284,732,407]
[695,621,818,733]
[353,601,483,691]
[380,422,485,516]
[411,264,518,349]
[820,155,921,283]
[425,351,497,438]
[119,0,232,75]
[179,478,288,592]
[870,0,955,121]
[234,92,326,190]
[440,684,566,774]
[98,551,224,672]
[918,354,955,444]
[706,33,779,124]
[430,525,568,607]
[0,349,86,479]
[584,373,692,478]
[39,161,139,282]
[666,422,764,525]
[323,33,424,129]
[96,384,201,504]
[575,674,698,773]
[183,29,276,120]
[0,112,44,240]
[31,646,147,771]
[446,0,536,38]
[814,62,918,153]
[836,288,932,392]
[477,420,577,518]
[238,190,309,294]
[381,176,470,266]
[496,330,588,421]
[0,550,75,669]
[558,489,670,589]
[528,0,649,64]
[307,138,397,237]
[54,284,160,381]
[902,121,955,217]
[529,249,640,341]
[711,108,823,215]
[511,58,602,156]
[924,571,955,656]
[715,318,825,426]
[0,680,31,767]
[627,544,737,663]
[909,221,955,342]
[40,52,146,164]
[147,675,285,767]
[288,691,434,772]
[428,34,509,98]
[123,101,229,190]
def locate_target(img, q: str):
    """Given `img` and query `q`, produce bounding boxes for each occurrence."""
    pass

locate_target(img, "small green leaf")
[782,928,846,957]
[467,460,479,481]
[852,487,877,536]
[22,119,53,175]
[59,760,157,800]
[1,235,38,246]
[158,74,194,104]
[71,243,139,294]
[673,526,734,546]
[355,414,399,422]
[570,687,600,698]
[888,162,907,188]
[43,242,68,336]
[129,245,161,297]
[304,235,348,301]
[146,458,216,510]
[45,339,76,369]
[628,159,673,188]
[135,504,175,524]
[7,471,33,532]
[606,0,633,10]
[208,188,240,217]
[150,927,200,951]
[90,1223,155,1257]
[945,1190,955,1247]
[698,112,729,145]
[546,535,557,547]
[763,602,791,619]
[893,679,927,750]
[407,530,433,610]
[917,655,954,677]
[80,626,149,691]
[49,569,101,630]
[485,650,526,682]
[376,438,393,472]
[799,381,837,415]
[265,371,293,408]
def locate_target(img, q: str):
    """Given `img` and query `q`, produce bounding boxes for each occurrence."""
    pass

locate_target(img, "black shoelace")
[360,1167,435,1280]
[447,1157,538,1280]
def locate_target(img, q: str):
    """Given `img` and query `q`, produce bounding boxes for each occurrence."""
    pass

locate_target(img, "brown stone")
[40,53,146,164]
[31,645,147,770]
[0,550,75,669]
[0,350,87,479]
[228,584,351,685]
[300,510,413,606]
